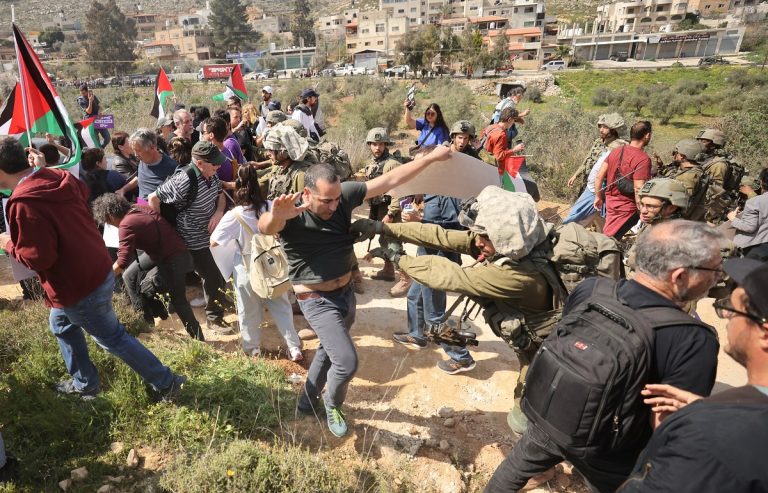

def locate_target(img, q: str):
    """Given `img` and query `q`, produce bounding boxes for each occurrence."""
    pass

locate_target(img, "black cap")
[191,140,227,167]
[723,258,768,320]
[300,88,319,99]
[267,100,282,111]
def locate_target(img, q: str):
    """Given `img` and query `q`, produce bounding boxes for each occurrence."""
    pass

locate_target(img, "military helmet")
[365,127,393,145]
[637,178,689,209]
[696,128,726,147]
[597,113,626,131]
[673,138,705,163]
[280,118,308,138]
[266,110,287,125]
[450,120,476,139]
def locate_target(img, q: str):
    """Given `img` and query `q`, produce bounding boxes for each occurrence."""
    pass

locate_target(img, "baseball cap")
[155,116,173,129]
[262,86,273,94]
[191,140,227,167]
[300,88,319,99]
[723,258,768,320]
[267,100,282,111]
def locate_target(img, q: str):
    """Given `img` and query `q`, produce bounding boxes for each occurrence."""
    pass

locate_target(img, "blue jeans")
[406,247,472,363]
[49,273,174,392]
[297,284,357,409]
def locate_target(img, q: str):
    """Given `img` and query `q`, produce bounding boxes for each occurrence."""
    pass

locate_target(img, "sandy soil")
[0,202,746,492]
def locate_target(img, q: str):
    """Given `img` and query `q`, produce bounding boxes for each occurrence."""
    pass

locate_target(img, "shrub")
[591,87,625,107]
[722,100,768,176]
[523,86,543,104]
[674,79,708,95]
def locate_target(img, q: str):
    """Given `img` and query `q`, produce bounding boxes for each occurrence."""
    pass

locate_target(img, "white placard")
[388,152,500,199]
[102,223,120,248]
[210,241,236,281]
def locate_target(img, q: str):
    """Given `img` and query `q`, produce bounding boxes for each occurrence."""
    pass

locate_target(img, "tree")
[438,27,461,69]
[485,31,510,71]
[209,0,261,58]
[84,0,137,75]
[395,26,441,73]
[291,0,315,47]
[459,25,485,76]
[39,29,65,48]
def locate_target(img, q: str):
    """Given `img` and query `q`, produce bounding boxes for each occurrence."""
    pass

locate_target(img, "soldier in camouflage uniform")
[659,139,707,221]
[696,128,732,188]
[351,187,566,434]
[262,125,311,200]
[696,128,747,223]
[362,128,409,295]
[449,120,479,158]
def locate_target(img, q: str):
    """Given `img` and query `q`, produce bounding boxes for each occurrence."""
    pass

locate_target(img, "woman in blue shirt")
[404,101,450,150]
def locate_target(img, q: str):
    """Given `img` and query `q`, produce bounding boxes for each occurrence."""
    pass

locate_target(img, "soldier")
[659,139,707,221]
[351,187,566,432]
[564,113,627,230]
[362,127,411,297]
[449,120,479,158]
[636,178,689,227]
[263,126,311,200]
[696,128,731,188]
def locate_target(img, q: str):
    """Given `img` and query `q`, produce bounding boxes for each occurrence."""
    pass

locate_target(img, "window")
[513,7,518,13]
[375,23,385,32]
[524,20,534,27]
[656,4,666,11]
[365,41,370,46]
[410,7,416,11]
[377,40,384,45]
[392,26,400,31]
[347,43,356,48]
[398,8,404,13]
[362,28,370,33]
[490,9,496,14]
[627,7,635,13]
[524,6,534,13]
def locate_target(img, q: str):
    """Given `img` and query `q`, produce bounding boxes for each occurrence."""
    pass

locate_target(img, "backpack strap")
[233,210,256,236]
[637,305,715,335]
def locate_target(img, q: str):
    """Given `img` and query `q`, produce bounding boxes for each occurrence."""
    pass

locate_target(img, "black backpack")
[159,165,199,227]
[521,278,713,458]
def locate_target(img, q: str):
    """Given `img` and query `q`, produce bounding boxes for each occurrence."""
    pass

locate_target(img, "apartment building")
[154,25,212,61]
[595,0,689,34]
[317,9,360,39]
[251,14,291,35]
[689,0,759,15]
[345,10,409,56]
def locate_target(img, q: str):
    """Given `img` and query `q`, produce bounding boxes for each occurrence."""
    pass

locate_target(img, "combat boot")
[371,260,396,282]
[389,271,412,297]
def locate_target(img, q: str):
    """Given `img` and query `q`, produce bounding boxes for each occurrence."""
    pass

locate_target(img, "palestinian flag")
[150,67,174,119]
[498,155,527,193]
[0,83,30,147]
[8,24,81,174]
[75,116,101,149]
[212,65,248,102]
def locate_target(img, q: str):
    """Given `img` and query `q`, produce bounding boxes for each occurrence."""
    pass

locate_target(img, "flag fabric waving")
[498,155,527,193]
[0,83,30,148]
[212,65,248,102]
[9,24,81,174]
[150,67,174,119]
[75,117,101,149]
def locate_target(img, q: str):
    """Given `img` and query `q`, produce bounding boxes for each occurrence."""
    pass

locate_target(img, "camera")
[425,319,479,348]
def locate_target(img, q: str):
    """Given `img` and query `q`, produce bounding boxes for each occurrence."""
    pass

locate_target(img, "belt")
[295,282,352,301]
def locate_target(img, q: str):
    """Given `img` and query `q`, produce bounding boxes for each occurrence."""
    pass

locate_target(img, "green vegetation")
[83,0,137,75]
[208,0,261,58]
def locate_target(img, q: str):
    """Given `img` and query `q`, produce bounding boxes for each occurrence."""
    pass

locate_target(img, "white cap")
[262,86,273,94]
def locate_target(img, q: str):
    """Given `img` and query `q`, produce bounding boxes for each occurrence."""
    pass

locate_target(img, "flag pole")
[11,24,33,148]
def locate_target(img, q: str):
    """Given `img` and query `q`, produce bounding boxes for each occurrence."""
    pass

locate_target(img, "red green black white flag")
[212,65,248,102]
[150,67,174,119]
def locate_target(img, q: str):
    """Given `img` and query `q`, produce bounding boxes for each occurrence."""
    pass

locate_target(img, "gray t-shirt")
[280,181,367,284]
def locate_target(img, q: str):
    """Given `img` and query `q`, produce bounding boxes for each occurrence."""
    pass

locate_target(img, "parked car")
[245,71,268,80]
[541,60,566,71]
[698,55,730,67]
[333,64,365,76]
[609,51,629,62]
[383,65,410,77]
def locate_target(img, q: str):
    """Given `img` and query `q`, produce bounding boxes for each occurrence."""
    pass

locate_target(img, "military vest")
[267,161,309,200]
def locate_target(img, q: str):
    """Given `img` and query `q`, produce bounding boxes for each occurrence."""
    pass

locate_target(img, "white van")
[541,60,566,71]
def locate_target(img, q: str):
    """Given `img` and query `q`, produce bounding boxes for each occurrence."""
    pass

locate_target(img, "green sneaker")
[325,405,348,437]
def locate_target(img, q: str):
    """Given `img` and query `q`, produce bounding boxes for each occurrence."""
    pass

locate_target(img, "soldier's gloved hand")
[350,219,383,243]
[368,246,403,265]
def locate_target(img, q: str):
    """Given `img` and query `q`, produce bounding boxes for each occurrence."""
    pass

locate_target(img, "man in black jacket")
[617,257,768,493]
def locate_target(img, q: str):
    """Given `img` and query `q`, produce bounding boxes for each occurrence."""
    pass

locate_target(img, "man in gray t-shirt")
[259,146,451,437]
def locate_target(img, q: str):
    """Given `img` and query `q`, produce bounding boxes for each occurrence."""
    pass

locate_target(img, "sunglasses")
[713,298,767,325]
[425,111,437,116]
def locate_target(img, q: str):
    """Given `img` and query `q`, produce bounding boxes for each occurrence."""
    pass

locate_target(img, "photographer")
[728,167,768,261]
[352,186,566,429]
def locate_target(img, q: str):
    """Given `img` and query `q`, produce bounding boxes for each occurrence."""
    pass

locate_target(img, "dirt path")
[0,202,746,492]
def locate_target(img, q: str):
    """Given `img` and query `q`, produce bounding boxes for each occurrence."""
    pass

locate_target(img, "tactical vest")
[661,165,709,222]
[364,152,403,206]
[267,161,309,200]
[305,141,353,181]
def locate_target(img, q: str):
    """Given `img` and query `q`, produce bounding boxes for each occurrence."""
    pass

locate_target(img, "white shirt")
[210,203,269,256]
[291,110,315,139]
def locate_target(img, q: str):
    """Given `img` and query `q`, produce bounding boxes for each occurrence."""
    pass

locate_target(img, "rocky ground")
[0,200,747,492]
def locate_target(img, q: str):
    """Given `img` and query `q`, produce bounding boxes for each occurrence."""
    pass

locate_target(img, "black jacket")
[618,385,768,493]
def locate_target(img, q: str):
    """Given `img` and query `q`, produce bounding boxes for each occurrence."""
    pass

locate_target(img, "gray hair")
[173,108,190,125]
[129,128,157,149]
[508,87,525,98]
[304,163,339,191]
[635,219,724,279]
[91,193,131,224]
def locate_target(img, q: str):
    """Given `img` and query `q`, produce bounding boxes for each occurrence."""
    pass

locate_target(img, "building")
[594,0,690,34]
[252,14,291,34]
[128,12,170,43]
[689,0,758,15]
[484,27,542,60]
[154,26,213,61]
[270,46,317,71]
[484,0,547,28]
[562,26,744,60]
[143,41,177,61]
[345,10,409,56]
[378,0,484,26]
[317,9,359,39]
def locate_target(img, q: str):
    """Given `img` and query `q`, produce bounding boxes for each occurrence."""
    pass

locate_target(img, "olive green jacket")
[385,222,553,316]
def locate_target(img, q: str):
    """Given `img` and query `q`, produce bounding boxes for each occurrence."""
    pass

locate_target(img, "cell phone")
[403,203,416,214]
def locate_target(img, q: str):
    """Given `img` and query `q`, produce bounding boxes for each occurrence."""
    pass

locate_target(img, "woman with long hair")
[167,136,192,166]
[404,101,450,150]
[210,164,303,361]
[111,131,140,180]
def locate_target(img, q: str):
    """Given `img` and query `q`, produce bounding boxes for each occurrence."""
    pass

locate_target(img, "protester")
[149,141,232,335]
[485,219,723,493]
[728,167,768,260]
[404,102,450,150]
[259,86,273,119]
[0,138,185,401]
[617,257,768,492]
[292,89,320,141]
[91,193,203,340]
[490,85,529,146]
[77,84,109,147]
[229,107,257,162]
[200,115,243,187]
[210,164,303,361]
[118,128,178,203]
[173,108,194,142]
[479,107,525,166]
[167,136,192,166]
[111,131,140,180]
[258,146,452,437]
[80,147,126,203]
[593,121,653,240]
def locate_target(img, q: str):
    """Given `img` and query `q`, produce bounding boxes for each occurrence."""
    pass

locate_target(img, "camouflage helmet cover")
[266,110,287,125]
[696,128,726,147]
[637,178,689,209]
[366,127,393,144]
[450,120,477,139]
[597,113,626,131]
[280,118,308,138]
[263,125,309,161]
[673,138,706,163]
